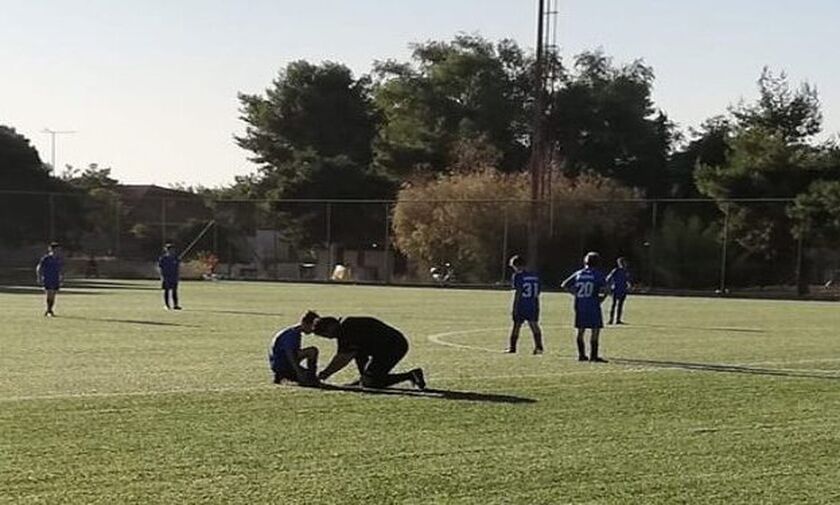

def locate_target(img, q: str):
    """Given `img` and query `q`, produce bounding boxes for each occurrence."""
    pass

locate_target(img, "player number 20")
[575,282,594,298]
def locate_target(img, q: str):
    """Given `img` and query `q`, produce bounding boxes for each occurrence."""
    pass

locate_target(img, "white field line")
[427,326,840,374]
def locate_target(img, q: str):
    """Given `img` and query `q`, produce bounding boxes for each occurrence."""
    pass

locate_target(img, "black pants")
[359,335,413,388]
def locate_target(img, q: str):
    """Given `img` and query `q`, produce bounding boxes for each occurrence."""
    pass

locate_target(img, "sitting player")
[268,311,320,386]
[313,315,425,390]
[606,257,632,325]
[561,252,609,363]
[507,255,544,354]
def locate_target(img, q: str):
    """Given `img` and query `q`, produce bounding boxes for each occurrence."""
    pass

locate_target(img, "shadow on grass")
[613,357,840,381]
[65,281,159,291]
[191,309,283,318]
[0,286,100,296]
[317,383,536,404]
[60,315,200,328]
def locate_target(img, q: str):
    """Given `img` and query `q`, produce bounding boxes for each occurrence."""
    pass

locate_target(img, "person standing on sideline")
[157,243,181,310]
[561,252,609,363]
[313,316,426,390]
[268,311,320,386]
[607,257,632,325]
[36,242,63,317]
[506,255,544,354]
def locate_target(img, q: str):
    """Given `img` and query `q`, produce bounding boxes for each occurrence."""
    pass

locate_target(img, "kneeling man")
[313,316,426,390]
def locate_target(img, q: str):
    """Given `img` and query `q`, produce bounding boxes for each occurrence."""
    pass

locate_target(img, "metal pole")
[325,203,332,278]
[114,200,121,257]
[795,232,805,295]
[719,202,730,294]
[501,208,509,283]
[648,201,658,288]
[41,129,76,173]
[161,198,167,248]
[383,203,391,284]
[527,0,547,270]
[48,194,56,240]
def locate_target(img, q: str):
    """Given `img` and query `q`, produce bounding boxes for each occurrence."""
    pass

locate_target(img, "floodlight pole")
[527,0,547,270]
[42,128,76,173]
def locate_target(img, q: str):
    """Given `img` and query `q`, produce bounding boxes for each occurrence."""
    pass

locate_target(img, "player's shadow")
[61,315,199,328]
[318,384,536,404]
[614,357,840,381]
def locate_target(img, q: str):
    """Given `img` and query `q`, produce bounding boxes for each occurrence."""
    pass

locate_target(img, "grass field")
[2,280,840,504]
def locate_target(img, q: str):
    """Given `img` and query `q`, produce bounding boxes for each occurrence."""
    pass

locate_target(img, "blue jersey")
[607,267,630,296]
[512,271,540,322]
[268,325,303,372]
[563,267,606,328]
[158,254,180,281]
[38,254,62,287]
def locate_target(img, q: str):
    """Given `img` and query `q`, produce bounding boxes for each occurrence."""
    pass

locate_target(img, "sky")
[2,0,838,187]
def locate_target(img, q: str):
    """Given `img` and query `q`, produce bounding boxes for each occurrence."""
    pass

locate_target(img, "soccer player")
[313,316,426,390]
[561,252,609,363]
[607,257,632,325]
[157,243,181,310]
[507,255,544,354]
[268,311,320,386]
[35,242,63,317]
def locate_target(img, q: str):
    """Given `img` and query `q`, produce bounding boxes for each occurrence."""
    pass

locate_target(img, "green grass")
[2,280,840,504]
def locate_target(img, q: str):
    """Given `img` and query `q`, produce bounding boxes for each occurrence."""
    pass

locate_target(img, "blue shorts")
[43,282,60,292]
[161,279,179,290]
[513,305,539,324]
[575,307,603,329]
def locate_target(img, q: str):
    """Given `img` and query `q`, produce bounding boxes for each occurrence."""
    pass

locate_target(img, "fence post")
[161,197,167,248]
[648,201,658,288]
[325,202,332,279]
[719,202,730,293]
[501,207,509,283]
[48,193,56,240]
[383,202,391,284]
[795,232,806,295]
[114,200,121,257]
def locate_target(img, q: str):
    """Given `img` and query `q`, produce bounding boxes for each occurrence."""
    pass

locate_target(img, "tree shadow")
[0,286,101,296]
[66,281,159,291]
[60,315,199,328]
[317,384,536,404]
[191,309,283,318]
[613,357,840,381]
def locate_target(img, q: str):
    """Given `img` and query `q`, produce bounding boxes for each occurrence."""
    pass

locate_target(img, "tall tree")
[548,51,674,197]
[373,35,532,178]
[236,60,379,184]
[0,125,71,245]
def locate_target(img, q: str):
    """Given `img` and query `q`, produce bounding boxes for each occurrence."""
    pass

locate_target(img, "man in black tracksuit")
[314,316,426,390]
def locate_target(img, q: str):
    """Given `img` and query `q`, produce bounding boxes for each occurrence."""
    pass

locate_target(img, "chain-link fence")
[2,189,838,298]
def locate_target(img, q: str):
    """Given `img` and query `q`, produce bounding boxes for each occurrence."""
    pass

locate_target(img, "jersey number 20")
[575,282,594,298]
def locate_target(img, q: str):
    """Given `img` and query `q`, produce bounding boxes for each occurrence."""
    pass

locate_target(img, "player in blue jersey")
[561,252,609,363]
[36,242,64,317]
[507,255,544,354]
[268,310,320,386]
[157,243,182,310]
[606,257,632,325]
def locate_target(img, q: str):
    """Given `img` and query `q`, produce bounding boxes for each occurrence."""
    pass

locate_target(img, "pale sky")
[2,0,838,187]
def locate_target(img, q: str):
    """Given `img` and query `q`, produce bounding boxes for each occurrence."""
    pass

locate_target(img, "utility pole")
[526,0,559,269]
[42,128,76,174]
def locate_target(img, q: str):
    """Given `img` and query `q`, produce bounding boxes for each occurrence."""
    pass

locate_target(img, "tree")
[0,125,71,245]
[548,51,674,197]
[373,35,532,178]
[237,60,378,171]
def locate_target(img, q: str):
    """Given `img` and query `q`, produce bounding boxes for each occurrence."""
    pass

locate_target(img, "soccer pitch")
[2,280,839,504]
